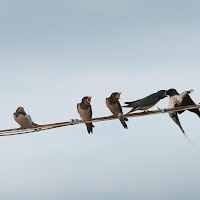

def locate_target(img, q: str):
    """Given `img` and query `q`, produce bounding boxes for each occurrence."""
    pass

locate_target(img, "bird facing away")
[77,96,94,134]
[123,90,167,114]
[106,92,128,129]
[166,89,196,138]
[13,107,38,129]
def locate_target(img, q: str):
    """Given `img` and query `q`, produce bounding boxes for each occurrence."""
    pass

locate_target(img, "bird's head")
[16,107,25,112]
[110,92,121,101]
[82,96,92,104]
[156,90,167,99]
[166,89,179,97]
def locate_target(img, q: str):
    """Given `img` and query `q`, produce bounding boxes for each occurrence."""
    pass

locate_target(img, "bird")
[166,88,200,117]
[123,90,167,114]
[77,96,94,134]
[165,89,195,142]
[13,107,38,129]
[106,92,128,129]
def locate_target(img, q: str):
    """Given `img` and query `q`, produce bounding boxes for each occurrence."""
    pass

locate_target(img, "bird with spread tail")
[106,92,128,129]
[13,107,38,129]
[77,96,94,134]
[123,90,167,115]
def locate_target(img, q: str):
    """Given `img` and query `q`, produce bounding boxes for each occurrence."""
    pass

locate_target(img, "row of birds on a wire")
[13,88,199,138]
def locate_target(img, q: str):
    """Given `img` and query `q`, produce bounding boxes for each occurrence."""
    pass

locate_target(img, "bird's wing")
[179,94,196,106]
[117,101,123,113]
[28,115,37,126]
[177,94,200,117]
[105,98,110,108]
[169,112,185,133]
[169,112,192,143]
[176,90,192,106]
[28,115,33,123]
[89,105,92,118]
[124,94,159,108]
[77,103,81,114]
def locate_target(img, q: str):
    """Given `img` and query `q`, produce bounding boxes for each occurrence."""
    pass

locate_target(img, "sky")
[0,0,200,199]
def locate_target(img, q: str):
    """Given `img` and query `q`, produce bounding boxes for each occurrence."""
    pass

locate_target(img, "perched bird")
[123,90,167,114]
[13,107,38,129]
[166,88,200,117]
[166,89,197,137]
[77,96,94,134]
[106,92,128,129]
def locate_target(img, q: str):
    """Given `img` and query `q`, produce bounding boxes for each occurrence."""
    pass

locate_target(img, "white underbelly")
[168,96,178,113]
[169,96,178,108]
[14,115,32,128]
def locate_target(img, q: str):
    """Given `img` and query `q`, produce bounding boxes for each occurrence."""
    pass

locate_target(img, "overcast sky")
[0,0,200,200]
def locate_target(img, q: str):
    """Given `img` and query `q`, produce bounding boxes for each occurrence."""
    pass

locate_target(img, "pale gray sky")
[0,0,200,200]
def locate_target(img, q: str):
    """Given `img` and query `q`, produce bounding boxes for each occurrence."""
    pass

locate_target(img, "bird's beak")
[87,96,92,103]
[117,93,121,99]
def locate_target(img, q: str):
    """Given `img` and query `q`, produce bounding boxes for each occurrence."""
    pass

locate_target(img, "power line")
[0,104,199,136]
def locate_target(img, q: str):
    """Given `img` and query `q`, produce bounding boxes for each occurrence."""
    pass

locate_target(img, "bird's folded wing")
[177,94,200,116]
[124,94,159,107]
[177,91,192,106]
[117,101,123,113]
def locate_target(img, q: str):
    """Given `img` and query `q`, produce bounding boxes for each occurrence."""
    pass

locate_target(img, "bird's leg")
[34,127,41,131]
[109,114,117,118]
[19,127,24,133]
[82,118,87,122]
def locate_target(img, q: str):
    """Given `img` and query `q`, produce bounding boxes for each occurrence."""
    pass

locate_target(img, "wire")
[0,104,199,136]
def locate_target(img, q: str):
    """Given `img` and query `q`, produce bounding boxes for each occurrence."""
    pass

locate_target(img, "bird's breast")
[14,114,32,128]
[106,99,120,115]
[169,96,178,108]
[77,104,91,119]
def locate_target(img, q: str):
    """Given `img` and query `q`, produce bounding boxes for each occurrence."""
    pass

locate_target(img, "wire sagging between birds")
[0,104,199,136]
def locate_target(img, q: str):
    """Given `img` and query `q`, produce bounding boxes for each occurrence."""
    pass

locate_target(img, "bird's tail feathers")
[119,118,128,129]
[124,117,128,121]
[178,123,185,134]
[177,121,193,144]
[86,123,94,134]
[32,122,38,126]
[188,108,200,118]
[183,132,193,145]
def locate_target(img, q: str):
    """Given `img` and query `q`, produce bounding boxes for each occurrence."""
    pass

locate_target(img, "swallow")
[166,89,194,141]
[166,88,200,117]
[77,96,94,134]
[123,90,167,114]
[13,107,38,129]
[106,92,128,129]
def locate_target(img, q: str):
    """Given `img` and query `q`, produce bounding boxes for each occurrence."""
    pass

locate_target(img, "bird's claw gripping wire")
[70,119,79,125]
[157,106,166,113]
